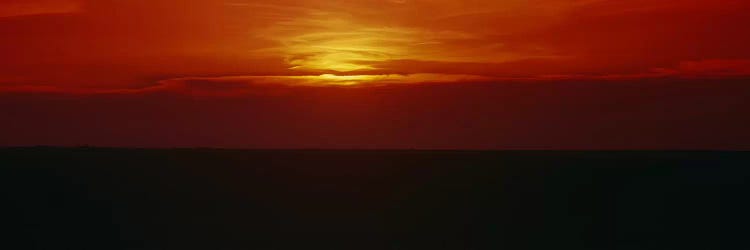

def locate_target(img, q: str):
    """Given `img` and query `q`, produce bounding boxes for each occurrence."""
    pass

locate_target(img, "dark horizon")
[3,146,750,152]
[3,80,750,150]
[3,148,749,249]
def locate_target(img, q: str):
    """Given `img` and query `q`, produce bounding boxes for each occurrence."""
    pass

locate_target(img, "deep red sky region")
[1,0,750,149]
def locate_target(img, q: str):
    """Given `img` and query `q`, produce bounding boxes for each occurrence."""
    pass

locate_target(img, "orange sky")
[2,0,750,149]
[1,0,749,91]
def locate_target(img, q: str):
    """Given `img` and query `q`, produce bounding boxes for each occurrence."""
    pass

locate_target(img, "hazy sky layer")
[1,0,749,148]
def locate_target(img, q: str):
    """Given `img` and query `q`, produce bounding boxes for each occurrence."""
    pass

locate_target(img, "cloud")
[0,73,494,96]
[573,0,748,16]
[530,59,750,81]
[653,59,750,78]
[0,0,81,18]
[3,59,749,97]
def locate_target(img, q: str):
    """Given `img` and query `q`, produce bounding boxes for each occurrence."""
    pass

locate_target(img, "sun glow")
[260,11,485,76]
[269,12,415,73]
[291,74,388,85]
[289,73,496,86]
[252,3,563,85]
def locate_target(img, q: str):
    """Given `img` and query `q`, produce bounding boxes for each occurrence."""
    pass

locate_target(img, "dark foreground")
[1,148,749,250]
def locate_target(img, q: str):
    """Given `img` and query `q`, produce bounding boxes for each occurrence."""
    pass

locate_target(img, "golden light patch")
[267,12,419,72]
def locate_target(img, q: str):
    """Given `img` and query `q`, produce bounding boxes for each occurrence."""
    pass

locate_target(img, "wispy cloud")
[0,0,81,18]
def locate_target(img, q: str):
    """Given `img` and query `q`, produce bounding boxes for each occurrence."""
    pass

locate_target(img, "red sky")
[1,0,749,149]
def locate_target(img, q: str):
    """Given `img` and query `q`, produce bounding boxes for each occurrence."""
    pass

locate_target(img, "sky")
[1,0,750,149]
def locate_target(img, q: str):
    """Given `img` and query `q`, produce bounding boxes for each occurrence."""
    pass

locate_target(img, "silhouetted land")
[1,148,749,249]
